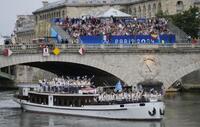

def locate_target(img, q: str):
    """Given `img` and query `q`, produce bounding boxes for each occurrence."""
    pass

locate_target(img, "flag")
[53,47,61,55]
[3,48,13,56]
[81,87,96,94]
[79,47,85,55]
[151,34,158,40]
[114,81,122,93]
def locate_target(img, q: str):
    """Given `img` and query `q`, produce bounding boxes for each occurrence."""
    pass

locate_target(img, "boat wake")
[0,100,21,109]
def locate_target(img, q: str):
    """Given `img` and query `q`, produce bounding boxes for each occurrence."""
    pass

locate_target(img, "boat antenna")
[103,82,107,86]
[103,81,111,86]
[91,75,95,80]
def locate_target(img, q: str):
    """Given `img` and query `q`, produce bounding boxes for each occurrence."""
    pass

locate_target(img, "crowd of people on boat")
[38,76,95,93]
[97,89,162,103]
[98,91,142,102]
[54,16,171,42]
[37,76,162,103]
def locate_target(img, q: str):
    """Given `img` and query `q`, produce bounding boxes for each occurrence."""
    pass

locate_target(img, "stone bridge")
[1,43,200,89]
[0,71,15,80]
[0,66,15,80]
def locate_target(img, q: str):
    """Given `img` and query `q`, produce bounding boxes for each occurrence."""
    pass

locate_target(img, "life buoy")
[148,107,156,116]
[160,108,165,115]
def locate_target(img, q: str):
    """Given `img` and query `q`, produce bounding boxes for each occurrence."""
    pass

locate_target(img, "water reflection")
[18,112,164,127]
[164,92,200,127]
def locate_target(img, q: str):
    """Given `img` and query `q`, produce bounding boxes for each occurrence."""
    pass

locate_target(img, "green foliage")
[169,6,200,38]
[156,10,164,18]
[156,10,169,18]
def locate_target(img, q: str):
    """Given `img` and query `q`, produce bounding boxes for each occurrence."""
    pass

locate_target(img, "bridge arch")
[0,54,125,86]
[165,61,200,89]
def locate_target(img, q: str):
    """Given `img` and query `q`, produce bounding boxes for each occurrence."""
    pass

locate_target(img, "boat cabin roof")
[17,84,40,88]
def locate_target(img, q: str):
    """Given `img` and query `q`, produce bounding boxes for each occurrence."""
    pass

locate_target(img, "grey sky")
[0,0,57,36]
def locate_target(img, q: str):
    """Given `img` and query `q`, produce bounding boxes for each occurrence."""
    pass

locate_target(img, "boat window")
[69,100,72,106]
[85,99,88,104]
[139,103,145,106]
[66,100,69,106]
[120,104,124,107]
[30,88,34,91]
[74,100,78,107]
[58,99,61,106]
[81,99,85,106]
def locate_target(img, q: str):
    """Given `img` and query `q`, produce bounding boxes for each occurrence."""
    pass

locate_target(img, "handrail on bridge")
[0,42,200,54]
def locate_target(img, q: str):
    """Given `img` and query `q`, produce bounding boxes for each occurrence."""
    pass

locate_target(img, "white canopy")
[0,36,5,45]
[97,8,132,18]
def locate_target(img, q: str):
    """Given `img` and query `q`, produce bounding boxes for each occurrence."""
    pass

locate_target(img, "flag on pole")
[151,34,158,40]
[114,81,122,93]
[79,47,85,55]
[3,48,13,56]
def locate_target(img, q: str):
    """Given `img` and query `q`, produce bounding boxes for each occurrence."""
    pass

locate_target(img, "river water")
[0,91,200,127]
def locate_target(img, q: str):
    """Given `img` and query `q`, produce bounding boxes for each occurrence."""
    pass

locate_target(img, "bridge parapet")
[1,43,200,55]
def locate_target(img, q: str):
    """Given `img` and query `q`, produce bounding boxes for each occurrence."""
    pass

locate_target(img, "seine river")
[0,91,200,127]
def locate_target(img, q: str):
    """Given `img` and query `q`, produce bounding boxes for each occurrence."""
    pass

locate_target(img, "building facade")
[14,15,36,44]
[33,0,200,20]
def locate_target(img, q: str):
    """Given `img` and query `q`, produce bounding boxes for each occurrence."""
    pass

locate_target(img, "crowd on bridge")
[54,16,172,43]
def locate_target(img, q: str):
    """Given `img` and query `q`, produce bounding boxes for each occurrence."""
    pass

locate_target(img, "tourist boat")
[14,79,165,120]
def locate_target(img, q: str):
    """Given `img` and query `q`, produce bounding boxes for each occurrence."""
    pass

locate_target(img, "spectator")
[55,16,171,40]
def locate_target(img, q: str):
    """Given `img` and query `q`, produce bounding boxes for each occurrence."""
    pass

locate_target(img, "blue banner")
[79,35,176,44]
[137,18,146,23]
[79,36,103,44]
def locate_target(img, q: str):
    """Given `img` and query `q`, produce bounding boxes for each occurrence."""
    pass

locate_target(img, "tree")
[156,10,168,18]
[169,6,200,38]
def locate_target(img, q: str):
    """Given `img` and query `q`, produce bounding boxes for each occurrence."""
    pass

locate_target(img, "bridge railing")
[1,43,200,54]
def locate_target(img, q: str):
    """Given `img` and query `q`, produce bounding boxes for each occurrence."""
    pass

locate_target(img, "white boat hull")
[16,99,165,120]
